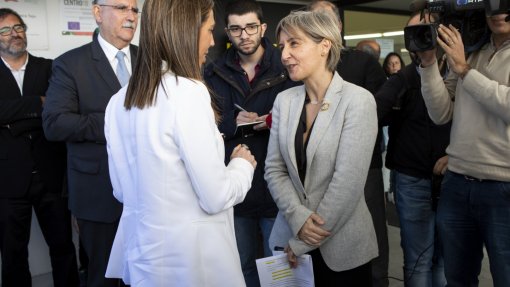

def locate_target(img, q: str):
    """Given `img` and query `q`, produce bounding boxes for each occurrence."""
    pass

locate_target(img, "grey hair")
[276,10,342,72]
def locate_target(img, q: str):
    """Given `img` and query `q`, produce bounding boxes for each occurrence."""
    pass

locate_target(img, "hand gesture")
[436,24,470,76]
[298,213,331,246]
[231,144,256,168]
[285,246,298,269]
[236,111,259,125]
[433,155,448,175]
[416,48,438,68]
[253,114,269,131]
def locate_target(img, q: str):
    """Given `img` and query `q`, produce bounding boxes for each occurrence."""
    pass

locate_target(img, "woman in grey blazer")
[265,10,378,286]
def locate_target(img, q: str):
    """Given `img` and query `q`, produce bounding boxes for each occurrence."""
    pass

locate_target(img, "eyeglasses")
[227,24,260,37]
[0,24,26,36]
[98,4,140,15]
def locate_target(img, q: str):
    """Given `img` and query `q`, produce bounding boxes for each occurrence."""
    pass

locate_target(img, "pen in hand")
[234,103,248,112]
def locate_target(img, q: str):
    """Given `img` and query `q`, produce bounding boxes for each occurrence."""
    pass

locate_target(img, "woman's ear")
[321,39,332,57]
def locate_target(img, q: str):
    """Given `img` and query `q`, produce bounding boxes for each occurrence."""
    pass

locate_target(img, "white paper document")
[256,253,314,287]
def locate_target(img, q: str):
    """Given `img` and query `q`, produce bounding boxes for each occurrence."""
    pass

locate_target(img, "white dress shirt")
[97,33,132,76]
[1,54,28,95]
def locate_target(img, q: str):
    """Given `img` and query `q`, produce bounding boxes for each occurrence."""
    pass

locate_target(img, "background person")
[265,10,378,286]
[375,11,449,287]
[417,11,510,287]
[0,8,79,287]
[356,39,381,60]
[204,1,297,286]
[42,0,139,286]
[104,0,256,286]
[382,52,405,77]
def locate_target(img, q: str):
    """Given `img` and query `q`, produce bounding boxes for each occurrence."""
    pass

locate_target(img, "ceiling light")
[344,33,382,40]
[382,31,404,37]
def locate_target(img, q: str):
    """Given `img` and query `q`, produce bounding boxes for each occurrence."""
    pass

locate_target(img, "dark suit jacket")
[0,54,66,198]
[337,49,387,169]
[43,38,138,223]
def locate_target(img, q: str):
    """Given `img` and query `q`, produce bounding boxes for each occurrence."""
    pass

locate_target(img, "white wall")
[14,0,142,60]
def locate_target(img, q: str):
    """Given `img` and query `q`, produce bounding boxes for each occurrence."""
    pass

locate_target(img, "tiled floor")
[27,223,493,287]
[386,225,493,287]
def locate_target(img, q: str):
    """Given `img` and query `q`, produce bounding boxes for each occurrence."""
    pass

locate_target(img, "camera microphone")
[409,0,427,12]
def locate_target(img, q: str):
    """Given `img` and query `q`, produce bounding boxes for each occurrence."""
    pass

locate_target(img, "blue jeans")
[234,216,275,287]
[395,171,446,287]
[437,171,510,287]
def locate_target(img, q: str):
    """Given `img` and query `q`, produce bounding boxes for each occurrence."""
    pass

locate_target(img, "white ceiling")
[259,0,414,13]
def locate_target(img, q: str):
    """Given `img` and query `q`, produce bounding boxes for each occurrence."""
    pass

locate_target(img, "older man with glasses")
[0,8,79,287]
[42,1,138,286]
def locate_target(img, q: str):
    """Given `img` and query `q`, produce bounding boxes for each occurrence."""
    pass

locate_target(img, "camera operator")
[417,11,510,287]
[376,10,450,287]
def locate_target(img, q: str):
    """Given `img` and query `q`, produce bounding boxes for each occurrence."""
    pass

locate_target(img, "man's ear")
[224,27,233,42]
[260,23,267,37]
[93,4,102,24]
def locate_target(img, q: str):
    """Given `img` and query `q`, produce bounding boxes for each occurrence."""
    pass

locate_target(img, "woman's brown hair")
[124,0,214,110]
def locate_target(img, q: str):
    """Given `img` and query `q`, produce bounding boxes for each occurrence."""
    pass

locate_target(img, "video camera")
[404,0,510,52]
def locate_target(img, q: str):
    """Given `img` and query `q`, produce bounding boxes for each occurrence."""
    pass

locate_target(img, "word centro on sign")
[63,0,90,6]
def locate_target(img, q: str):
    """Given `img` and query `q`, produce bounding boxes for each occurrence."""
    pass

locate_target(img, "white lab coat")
[104,71,253,286]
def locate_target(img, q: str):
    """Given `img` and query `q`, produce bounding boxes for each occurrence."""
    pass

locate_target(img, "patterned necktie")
[115,51,130,87]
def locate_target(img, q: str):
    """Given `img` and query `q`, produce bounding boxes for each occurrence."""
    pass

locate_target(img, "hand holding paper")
[256,253,314,287]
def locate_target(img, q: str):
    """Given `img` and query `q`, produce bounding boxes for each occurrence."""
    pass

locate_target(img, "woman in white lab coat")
[104,0,256,286]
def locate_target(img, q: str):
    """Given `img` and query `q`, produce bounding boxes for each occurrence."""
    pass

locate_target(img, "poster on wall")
[60,0,96,36]
[1,0,49,50]
[377,38,395,59]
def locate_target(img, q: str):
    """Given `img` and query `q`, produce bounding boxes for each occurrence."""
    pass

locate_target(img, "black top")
[295,97,318,185]
[337,49,387,168]
[0,54,66,198]
[375,64,451,179]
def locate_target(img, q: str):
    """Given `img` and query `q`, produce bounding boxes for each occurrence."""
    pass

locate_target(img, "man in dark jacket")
[375,12,450,286]
[0,8,78,287]
[42,1,138,286]
[376,61,450,287]
[204,1,297,286]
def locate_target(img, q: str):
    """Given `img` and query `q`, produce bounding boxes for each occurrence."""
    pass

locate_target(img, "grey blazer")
[265,72,378,272]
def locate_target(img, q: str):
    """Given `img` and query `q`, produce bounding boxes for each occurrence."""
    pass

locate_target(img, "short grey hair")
[276,10,342,72]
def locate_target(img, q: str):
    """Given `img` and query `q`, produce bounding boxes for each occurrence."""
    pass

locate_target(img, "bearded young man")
[204,1,297,286]
[0,8,79,287]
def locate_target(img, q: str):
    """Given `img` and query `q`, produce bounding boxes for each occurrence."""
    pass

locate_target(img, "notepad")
[234,121,264,138]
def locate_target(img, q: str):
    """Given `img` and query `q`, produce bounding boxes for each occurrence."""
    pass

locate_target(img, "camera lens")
[404,24,438,52]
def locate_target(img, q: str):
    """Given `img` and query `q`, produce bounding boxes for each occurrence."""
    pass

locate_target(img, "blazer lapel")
[0,56,22,98]
[286,86,306,187]
[22,54,38,97]
[91,38,121,93]
[306,72,344,172]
